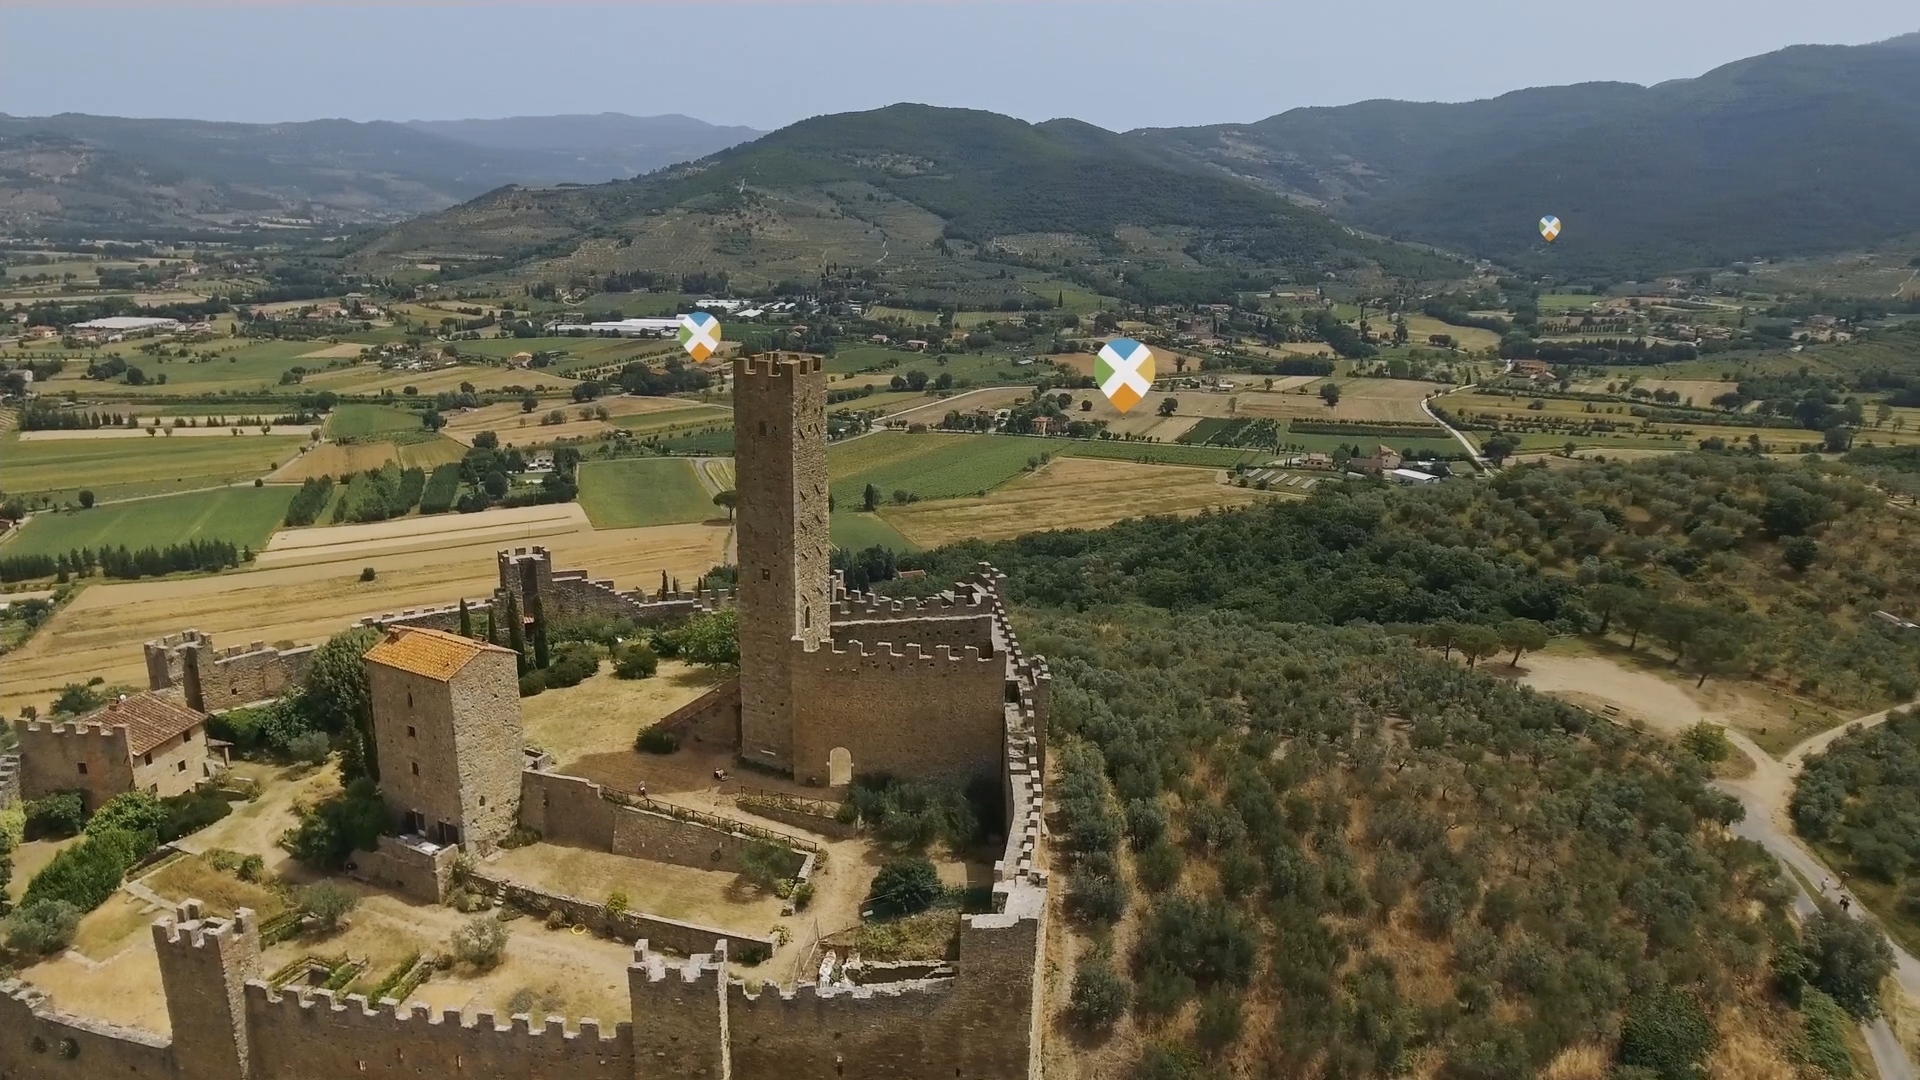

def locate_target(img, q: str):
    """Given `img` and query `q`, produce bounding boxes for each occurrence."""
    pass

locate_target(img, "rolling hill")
[0,112,761,233]
[348,104,1463,297]
[1137,33,1920,278]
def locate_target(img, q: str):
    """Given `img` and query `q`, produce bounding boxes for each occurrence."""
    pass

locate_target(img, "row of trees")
[0,539,251,584]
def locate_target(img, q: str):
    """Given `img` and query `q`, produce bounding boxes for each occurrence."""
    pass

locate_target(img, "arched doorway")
[828,747,853,788]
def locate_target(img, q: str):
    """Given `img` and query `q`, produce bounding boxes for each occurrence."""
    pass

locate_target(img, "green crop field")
[1275,422,1463,457]
[610,406,733,436]
[34,340,328,396]
[0,433,308,500]
[826,431,1042,506]
[577,458,717,528]
[654,427,736,455]
[830,511,920,553]
[327,404,423,438]
[1,485,297,557]
[1056,440,1261,468]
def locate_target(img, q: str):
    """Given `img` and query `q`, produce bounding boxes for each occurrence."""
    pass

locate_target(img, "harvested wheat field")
[296,343,366,359]
[1234,378,1447,423]
[269,440,399,481]
[17,425,315,441]
[258,503,591,567]
[443,395,715,447]
[878,457,1266,548]
[1,521,729,717]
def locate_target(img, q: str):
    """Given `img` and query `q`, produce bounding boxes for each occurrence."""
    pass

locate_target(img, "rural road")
[1420,389,1487,467]
[1521,656,1918,1078]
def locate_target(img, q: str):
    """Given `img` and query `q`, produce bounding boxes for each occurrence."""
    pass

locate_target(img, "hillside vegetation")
[1141,34,1920,277]
[905,453,1920,711]
[350,105,1460,292]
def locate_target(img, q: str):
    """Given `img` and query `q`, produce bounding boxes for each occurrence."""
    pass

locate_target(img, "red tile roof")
[362,626,514,682]
[86,692,206,756]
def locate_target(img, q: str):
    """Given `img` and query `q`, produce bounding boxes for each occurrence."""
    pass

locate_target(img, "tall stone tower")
[154,900,260,1080]
[733,352,831,771]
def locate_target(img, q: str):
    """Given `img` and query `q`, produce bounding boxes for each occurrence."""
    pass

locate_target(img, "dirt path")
[1519,653,1919,1077]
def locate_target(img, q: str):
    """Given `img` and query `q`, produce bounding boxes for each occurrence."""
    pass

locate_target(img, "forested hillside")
[1792,708,1920,954]
[1140,34,1920,278]
[905,453,1920,710]
[349,104,1461,291]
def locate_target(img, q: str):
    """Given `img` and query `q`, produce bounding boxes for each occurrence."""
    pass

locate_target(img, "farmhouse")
[12,691,220,809]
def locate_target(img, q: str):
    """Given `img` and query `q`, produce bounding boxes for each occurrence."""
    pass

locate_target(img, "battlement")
[1,977,173,1050]
[152,901,252,950]
[243,982,624,1046]
[734,352,824,378]
[498,545,552,565]
[146,629,214,650]
[20,718,130,742]
[631,939,728,985]
[818,639,996,663]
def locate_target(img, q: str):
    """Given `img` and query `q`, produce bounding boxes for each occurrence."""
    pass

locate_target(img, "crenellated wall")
[144,631,315,713]
[12,719,134,808]
[0,980,173,1080]
[242,985,634,1080]
[789,638,1009,788]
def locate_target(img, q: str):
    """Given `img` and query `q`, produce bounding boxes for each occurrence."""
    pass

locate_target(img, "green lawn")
[826,431,1042,506]
[2,485,297,556]
[577,458,717,528]
[326,404,423,438]
[610,406,732,435]
[0,433,308,500]
[34,340,328,396]
[830,511,920,553]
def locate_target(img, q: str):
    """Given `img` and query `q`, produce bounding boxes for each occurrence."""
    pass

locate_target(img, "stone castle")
[1,352,1051,1080]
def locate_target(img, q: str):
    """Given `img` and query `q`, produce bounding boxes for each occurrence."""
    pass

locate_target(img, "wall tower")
[733,352,831,771]
[154,900,260,1080]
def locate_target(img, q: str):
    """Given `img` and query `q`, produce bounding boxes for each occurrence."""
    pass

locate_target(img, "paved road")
[1419,389,1487,467]
[1712,703,1920,1080]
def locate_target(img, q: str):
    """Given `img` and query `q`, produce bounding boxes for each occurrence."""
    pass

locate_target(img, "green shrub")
[1796,988,1856,1079]
[2,898,81,955]
[652,608,738,668]
[86,792,167,838]
[285,731,332,765]
[1617,986,1715,1080]
[635,728,679,754]
[23,827,151,912]
[792,880,815,911]
[541,641,599,689]
[1195,989,1243,1053]
[738,841,794,892]
[869,855,942,916]
[518,670,548,697]
[24,791,86,839]
[298,880,359,931]
[278,778,387,870]
[160,788,233,841]
[1797,907,1895,1018]
[1069,955,1129,1029]
[614,642,659,679]
[450,915,509,969]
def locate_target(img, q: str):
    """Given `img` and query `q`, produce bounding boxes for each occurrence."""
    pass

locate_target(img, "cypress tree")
[505,593,528,676]
[532,609,550,670]
[458,598,472,638]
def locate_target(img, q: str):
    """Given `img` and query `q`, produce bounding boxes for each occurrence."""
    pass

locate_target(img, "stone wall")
[495,546,733,629]
[830,613,995,652]
[242,986,634,1080]
[144,631,314,713]
[346,835,458,904]
[0,752,20,810]
[652,678,740,748]
[11,720,134,809]
[518,769,807,877]
[0,981,174,1080]
[788,641,1008,788]
[628,945,727,1080]
[467,875,777,959]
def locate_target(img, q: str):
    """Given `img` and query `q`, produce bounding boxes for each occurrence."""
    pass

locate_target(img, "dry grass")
[297,343,365,359]
[878,457,1264,548]
[143,853,291,919]
[256,503,591,566]
[397,436,468,469]
[1,521,727,716]
[1233,378,1446,424]
[521,662,725,770]
[1539,1043,1609,1080]
[17,928,172,1035]
[1704,1004,1797,1080]
[69,893,161,960]
[1890,982,1920,1063]
[486,844,784,931]
[272,440,398,481]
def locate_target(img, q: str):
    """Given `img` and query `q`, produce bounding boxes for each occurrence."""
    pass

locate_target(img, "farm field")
[877,457,1265,548]
[395,436,467,470]
[17,425,313,441]
[825,431,1043,506]
[1231,378,1446,423]
[1056,440,1262,468]
[443,395,724,448]
[609,404,734,437]
[326,403,422,437]
[2,518,729,717]
[34,341,327,395]
[0,432,305,500]
[1567,377,1741,403]
[270,441,402,481]
[1401,314,1500,352]
[256,503,590,567]
[1448,390,1920,453]
[1,485,297,557]
[302,362,574,397]
[577,458,717,528]
[829,511,919,552]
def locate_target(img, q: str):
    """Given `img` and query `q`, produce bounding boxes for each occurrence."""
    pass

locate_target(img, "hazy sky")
[2,1,1915,131]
